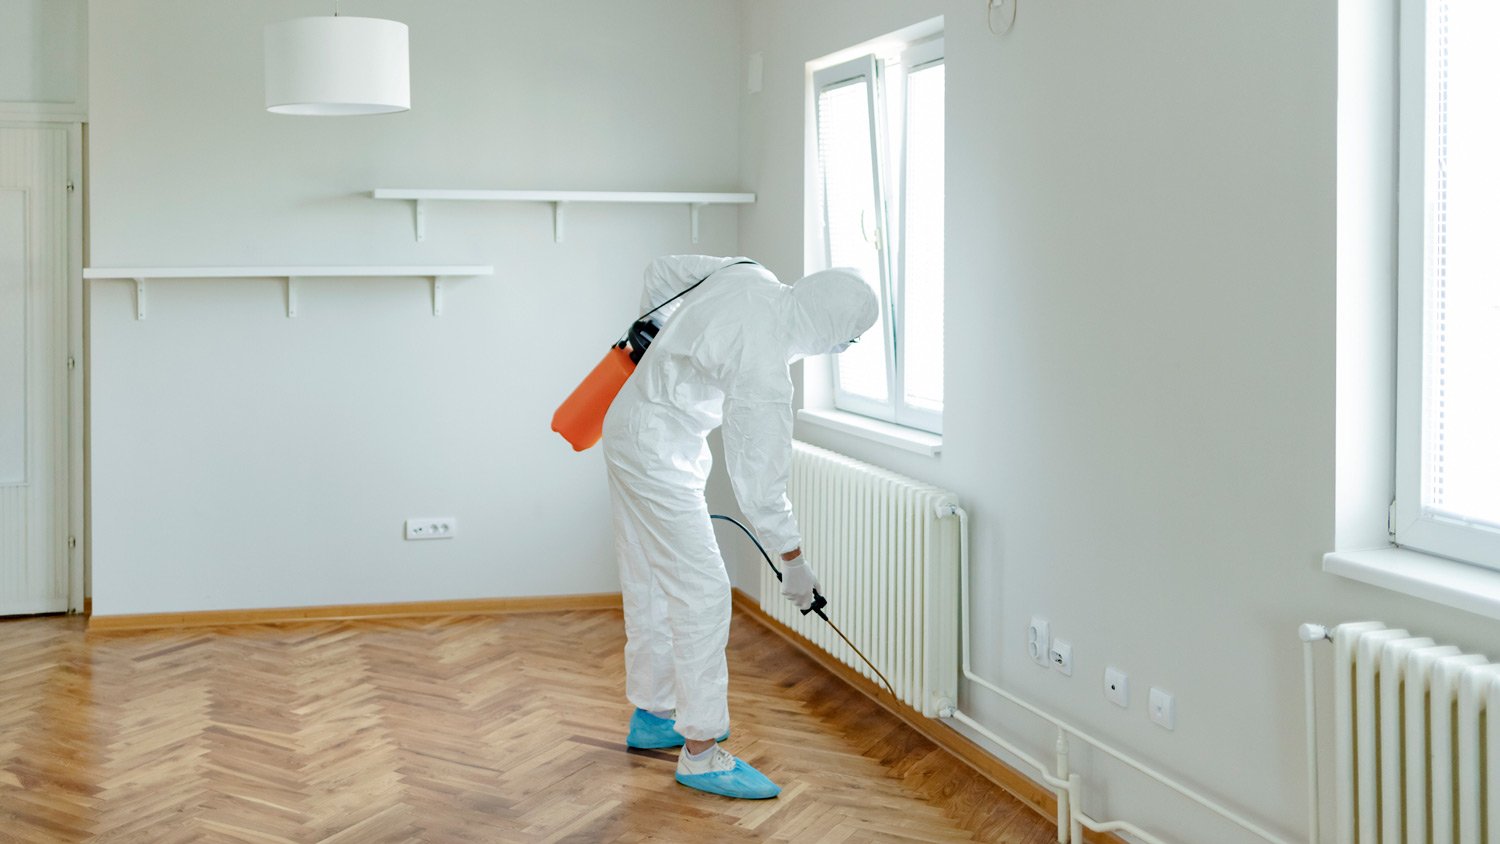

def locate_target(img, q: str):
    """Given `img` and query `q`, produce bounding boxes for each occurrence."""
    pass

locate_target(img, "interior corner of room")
[4,1,1500,843]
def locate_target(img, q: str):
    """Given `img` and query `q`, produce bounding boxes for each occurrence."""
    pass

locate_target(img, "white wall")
[86,0,743,614]
[733,1,1500,842]
[0,0,87,117]
[81,0,1500,837]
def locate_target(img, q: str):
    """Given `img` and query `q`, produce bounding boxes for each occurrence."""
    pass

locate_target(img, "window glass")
[901,61,945,414]
[1395,0,1500,568]
[812,41,944,434]
[1419,0,1500,529]
[817,75,891,404]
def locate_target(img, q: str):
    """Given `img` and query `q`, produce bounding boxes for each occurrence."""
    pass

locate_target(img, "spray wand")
[710,514,897,699]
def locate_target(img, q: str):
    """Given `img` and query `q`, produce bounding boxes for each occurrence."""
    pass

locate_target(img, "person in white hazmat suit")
[602,255,878,799]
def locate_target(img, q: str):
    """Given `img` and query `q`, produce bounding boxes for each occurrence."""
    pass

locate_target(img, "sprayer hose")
[709,514,897,699]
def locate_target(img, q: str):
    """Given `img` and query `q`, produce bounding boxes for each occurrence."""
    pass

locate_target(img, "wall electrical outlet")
[1149,687,1176,730]
[405,517,456,540]
[1104,666,1129,708]
[1027,617,1051,667]
[1048,639,1073,676]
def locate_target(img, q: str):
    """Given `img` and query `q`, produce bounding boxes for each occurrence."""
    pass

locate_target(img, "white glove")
[780,555,821,611]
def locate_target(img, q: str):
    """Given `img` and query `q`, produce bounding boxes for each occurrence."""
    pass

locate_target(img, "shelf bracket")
[285,277,299,318]
[413,200,427,242]
[430,277,443,316]
[552,201,567,243]
[690,203,708,244]
[133,278,146,320]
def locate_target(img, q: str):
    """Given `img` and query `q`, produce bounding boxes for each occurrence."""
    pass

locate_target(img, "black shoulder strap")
[632,259,758,325]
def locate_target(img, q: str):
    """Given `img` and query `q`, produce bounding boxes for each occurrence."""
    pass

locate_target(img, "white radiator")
[758,440,961,718]
[1326,622,1500,844]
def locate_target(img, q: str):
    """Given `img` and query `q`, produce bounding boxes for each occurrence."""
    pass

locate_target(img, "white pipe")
[951,708,1177,844]
[940,505,1294,844]
[1056,730,1071,844]
[1299,624,1327,844]
[1069,774,1085,843]
[948,709,1068,790]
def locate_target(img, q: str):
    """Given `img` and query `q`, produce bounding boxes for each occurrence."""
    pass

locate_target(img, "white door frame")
[67,121,83,614]
[0,120,84,614]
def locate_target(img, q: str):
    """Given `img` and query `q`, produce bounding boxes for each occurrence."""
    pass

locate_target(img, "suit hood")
[787,268,879,358]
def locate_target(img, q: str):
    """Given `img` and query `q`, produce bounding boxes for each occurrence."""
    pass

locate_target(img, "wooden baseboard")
[87,592,623,633]
[731,588,1125,844]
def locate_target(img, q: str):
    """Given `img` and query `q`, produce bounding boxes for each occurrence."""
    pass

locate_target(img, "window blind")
[1420,0,1500,532]
[816,68,891,405]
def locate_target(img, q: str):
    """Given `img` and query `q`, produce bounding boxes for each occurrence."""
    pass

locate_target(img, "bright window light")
[1396,0,1500,569]
[817,77,891,404]
[1420,0,1500,530]
[901,61,945,413]
[812,38,944,434]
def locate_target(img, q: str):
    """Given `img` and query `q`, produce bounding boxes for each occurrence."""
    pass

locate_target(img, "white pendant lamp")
[264,14,410,115]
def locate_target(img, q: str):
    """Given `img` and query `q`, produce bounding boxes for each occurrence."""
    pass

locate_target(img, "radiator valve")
[1298,623,1329,643]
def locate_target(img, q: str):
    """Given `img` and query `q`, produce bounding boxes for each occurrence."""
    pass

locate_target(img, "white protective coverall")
[601,255,879,741]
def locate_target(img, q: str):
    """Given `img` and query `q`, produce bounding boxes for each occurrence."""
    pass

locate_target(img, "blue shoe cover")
[675,757,781,799]
[625,709,729,749]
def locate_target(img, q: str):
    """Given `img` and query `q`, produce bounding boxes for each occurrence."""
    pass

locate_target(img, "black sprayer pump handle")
[802,590,829,618]
[762,550,828,618]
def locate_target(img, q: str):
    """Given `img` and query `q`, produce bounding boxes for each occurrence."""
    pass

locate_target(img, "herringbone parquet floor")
[0,606,1055,843]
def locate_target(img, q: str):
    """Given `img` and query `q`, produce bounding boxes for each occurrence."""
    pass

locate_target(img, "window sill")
[1323,546,1500,622]
[796,408,942,456]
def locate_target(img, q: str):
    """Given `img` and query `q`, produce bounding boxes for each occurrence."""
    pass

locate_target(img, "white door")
[0,125,71,615]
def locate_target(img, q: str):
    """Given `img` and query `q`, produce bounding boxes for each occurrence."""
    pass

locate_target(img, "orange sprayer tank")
[552,345,636,451]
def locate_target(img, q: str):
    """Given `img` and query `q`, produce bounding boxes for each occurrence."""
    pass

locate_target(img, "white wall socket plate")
[1149,687,1176,730]
[405,517,456,540]
[1027,617,1050,667]
[1048,639,1073,676]
[1104,666,1129,708]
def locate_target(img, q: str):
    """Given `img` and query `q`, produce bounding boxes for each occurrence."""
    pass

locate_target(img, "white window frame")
[811,38,944,435]
[892,39,945,435]
[813,55,897,424]
[1392,0,1500,571]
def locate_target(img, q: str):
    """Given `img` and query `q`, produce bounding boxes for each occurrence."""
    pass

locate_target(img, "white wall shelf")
[82,265,493,319]
[370,189,756,244]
